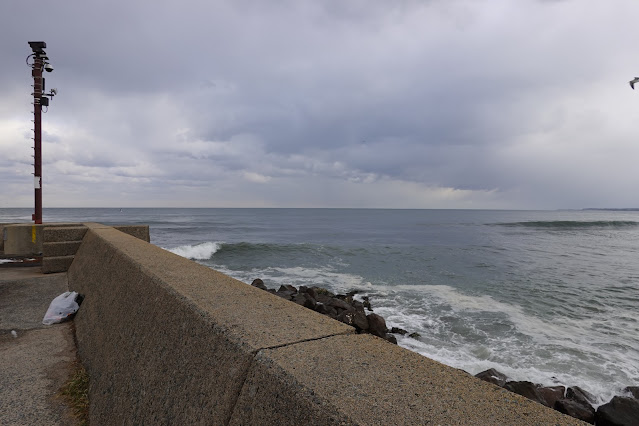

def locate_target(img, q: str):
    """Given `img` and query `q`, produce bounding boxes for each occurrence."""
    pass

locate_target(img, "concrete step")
[43,241,82,257]
[43,226,87,243]
[114,225,150,243]
[41,255,74,274]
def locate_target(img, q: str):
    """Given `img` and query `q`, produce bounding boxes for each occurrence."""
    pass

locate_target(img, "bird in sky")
[630,77,639,89]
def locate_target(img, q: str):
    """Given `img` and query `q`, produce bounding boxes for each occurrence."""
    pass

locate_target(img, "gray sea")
[2,207,637,404]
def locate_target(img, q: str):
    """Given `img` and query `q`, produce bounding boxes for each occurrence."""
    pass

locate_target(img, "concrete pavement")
[0,267,77,425]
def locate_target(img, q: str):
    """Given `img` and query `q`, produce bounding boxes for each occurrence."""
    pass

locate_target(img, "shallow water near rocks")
[3,207,638,405]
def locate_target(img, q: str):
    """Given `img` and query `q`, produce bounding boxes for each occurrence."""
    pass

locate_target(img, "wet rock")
[315,303,338,319]
[537,385,565,408]
[305,287,318,300]
[336,310,369,332]
[554,399,595,424]
[624,386,639,400]
[390,327,408,335]
[384,334,398,344]
[362,296,373,311]
[337,311,368,331]
[328,298,353,311]
[367,313,388,338]
[595,396,639,426]
[312,287,335,297]
[352,311,369,331]
[274,290,295,300]
[315,293,335,305]
[566,386,597,406]
[475,368,508,388]
[251,278,267,290]
[278,284,298,294]
[408,332,421,339]
[504,381,547,406]
[351,300,365,313]
[292,293,317,310]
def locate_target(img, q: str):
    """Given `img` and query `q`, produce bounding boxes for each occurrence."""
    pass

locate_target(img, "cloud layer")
[2,0,639,208]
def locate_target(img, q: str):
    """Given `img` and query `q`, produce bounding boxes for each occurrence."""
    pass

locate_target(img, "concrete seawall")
[68,225,583,425]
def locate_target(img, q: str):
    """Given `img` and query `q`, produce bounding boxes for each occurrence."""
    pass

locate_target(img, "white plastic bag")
[42,291,80,325]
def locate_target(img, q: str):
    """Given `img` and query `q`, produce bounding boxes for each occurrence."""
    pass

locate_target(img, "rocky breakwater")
[252,278,638,425]
[476,368,639,425]
[250,279,411,344]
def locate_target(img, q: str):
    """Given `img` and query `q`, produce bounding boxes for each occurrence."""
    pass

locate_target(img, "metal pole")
[32,55,43,224]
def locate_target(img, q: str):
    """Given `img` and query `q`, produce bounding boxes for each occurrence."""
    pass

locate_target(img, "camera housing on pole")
[27,41,57,224]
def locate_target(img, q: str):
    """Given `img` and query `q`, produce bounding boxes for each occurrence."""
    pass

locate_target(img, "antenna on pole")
[27,41,57,224]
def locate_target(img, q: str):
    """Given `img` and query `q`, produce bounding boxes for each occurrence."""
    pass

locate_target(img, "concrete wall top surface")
[68,226,583,425]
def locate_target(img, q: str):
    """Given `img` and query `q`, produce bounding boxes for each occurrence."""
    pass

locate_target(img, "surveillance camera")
[44,63,53,72]
[51,88,58,96]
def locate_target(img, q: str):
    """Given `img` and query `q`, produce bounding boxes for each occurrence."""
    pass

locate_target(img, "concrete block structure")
[67,225,583,425]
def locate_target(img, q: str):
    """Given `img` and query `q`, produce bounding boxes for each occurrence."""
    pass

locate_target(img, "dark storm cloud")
[2,0,639,208]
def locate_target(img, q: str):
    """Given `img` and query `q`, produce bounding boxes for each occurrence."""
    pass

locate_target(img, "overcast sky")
[1,0,639,209]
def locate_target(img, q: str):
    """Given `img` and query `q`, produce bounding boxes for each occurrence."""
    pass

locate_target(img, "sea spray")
[166,242,221,260]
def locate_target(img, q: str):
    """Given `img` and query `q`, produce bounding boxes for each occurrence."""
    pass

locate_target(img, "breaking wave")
[166,242,221,260]
[494,221,639,229]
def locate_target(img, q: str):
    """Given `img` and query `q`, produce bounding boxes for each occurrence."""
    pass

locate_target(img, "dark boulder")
[537,385,565,408]
[504,381,547,406]
[336,310,369,332]
[384,334,398,344]
[352,311,369,331]
[292,293,317,310]
[390,327,408,335]
[595,396,639,426]
[278,284,298,294]
[328,298,353,311]
[315,303,338,319]
[367,313,388,338]
[251,279,267,290]
[475,368,508,388]
[566,386,596,406]
[351,300,366,313]
[624,386,639,400]
[336,310,354,325]
[362,296,373,311]
[554,399,595,424]
[312,287,335,297]
[274,290,295,300]
[315,293,335,305]
[305,287,318,300]
[408,332,421,339]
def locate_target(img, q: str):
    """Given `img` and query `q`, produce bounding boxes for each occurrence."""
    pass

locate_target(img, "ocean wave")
[165,240,323,260]
[493,220,639,229]
[212,264,371,294]
[367,284,639,405]
[166,242,221,260]
[217,241,322,255]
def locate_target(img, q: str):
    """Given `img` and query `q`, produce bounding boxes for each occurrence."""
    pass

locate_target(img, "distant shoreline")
[583,208,639,211]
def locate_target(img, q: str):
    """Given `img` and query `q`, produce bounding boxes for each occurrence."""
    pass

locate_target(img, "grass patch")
[60,362,89,425]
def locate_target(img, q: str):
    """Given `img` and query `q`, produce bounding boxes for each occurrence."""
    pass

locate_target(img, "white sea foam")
[212,264,371,293]
[366,284,639,406]
[166,242,221,260]
[194,263,637,406]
